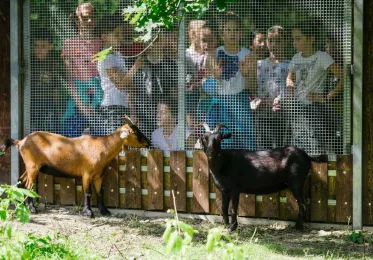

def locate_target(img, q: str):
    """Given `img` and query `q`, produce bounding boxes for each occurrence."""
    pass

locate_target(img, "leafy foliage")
[163,210,199,255]
[162,209,258,259]
[0,183,39,223]
[0,184,100,259]
[123,0,236,42]
[348,231,365,244]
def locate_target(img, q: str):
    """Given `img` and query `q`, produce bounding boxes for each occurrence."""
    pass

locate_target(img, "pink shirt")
[61,36,103,81]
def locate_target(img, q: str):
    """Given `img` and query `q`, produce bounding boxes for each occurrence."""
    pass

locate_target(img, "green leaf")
[18,188,40,198]
[0,151,4,156]
[179,221,195,238]
[91,47,113,62]
[162,223,172,243]
[166,231,183,254]
[0,208,7,220]
[16,204,30,223]
[206,233,215,252]
[130,9,144,25]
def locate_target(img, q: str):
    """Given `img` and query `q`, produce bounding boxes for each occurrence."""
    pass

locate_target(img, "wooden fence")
[37,150,359,224]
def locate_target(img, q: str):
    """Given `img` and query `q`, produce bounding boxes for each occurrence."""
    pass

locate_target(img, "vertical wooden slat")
[118,155,126,208]
[336,155,353,223]
[146,150,164,210]
[102,158,119,207]
[124,150,141,209]
[170,151,186,212]
[55,177,75,205]
[285,189,298,220]
[327,161,337,223]
[37,174,54,204]
[238,194,255,217]
[192,151,209,213]
[310,161,328,222]
[262,193,279,218]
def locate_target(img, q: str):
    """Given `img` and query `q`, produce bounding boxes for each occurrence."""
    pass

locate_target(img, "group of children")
[188,13,343,154]
[30,3,344,154]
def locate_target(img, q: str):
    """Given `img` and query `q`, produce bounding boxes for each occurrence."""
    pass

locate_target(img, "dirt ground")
[10,205,373,259]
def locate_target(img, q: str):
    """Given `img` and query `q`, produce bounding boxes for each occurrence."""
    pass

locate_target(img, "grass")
[7,206,373,259]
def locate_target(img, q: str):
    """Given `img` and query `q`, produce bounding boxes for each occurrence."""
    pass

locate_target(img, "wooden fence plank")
[55,177,75,205]
[118,155,126,208]
[192,151,209,213]
[124,150,141,209]
[102,158,119,207]
[285,189,298,220]
[310,161,328,222]
[37,174,54,204]
[146,150,164,210]
[262,193,279,218]
[327,161,337,223]
[335,155,353,223]
[238,194,255,217]
[170,151,186,212]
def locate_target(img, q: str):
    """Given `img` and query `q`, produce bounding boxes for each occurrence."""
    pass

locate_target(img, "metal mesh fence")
[25,0,351,154]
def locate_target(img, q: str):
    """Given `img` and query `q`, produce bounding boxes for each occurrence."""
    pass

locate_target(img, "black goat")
[198,123,327,231]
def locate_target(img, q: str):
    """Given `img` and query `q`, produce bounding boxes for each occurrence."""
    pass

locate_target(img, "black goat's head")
[199,123,232,157]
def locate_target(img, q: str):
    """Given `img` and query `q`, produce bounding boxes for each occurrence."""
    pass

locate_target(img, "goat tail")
[309,154,328,163]
[1,138,18,152]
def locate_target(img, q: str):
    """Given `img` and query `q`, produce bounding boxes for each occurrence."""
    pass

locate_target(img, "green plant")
[348,231,364,244]
[0,183,39,223]
[163,209,199,256]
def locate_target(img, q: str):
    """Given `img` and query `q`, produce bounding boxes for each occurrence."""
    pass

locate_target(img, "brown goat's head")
[199,123,231,157]
[120,116,151,148]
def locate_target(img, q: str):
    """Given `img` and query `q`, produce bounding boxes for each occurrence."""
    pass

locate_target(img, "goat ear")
[222,133,232,139]
[122,115,134,126]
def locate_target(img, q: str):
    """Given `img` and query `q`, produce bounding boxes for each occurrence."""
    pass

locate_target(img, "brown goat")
[1,117,151,217]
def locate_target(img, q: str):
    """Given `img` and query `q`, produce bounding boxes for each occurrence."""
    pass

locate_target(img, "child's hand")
[133,56,144,70]
[307,93,326,103]
[327,89,339,100]
[240,54,256,77]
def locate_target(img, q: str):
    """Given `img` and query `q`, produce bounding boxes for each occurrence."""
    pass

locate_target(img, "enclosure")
[4,0,370,228]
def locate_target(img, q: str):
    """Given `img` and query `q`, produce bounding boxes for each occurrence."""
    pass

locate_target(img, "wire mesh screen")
[26,0,351,155]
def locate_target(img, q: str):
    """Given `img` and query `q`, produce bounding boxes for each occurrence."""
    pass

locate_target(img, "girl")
[249,30,268,61]
[256,25,291,149]
[61,3,103,137]
[209,12,256,149]
[286,20,344,154]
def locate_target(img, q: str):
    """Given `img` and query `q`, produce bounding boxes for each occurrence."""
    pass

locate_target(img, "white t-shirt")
[151,124,191,151]
[257,58,290,98]
[216,46,250,95]
[97,52,129,107]
[289,51,334,105]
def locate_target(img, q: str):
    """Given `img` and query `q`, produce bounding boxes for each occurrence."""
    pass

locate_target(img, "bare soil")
[10,205,373,259]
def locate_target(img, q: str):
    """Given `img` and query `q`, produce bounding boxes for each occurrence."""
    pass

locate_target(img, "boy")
[96,15,143,135]
[31,29,64,134]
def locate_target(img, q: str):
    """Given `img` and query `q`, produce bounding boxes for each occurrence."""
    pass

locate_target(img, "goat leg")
[221,191,230,227]
[291,185,305,230]
[93,177,111,216]
[82,174,94,218]
[228,191,240,232]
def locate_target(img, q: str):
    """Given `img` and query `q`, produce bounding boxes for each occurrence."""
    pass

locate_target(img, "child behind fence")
[285,19,344,154]
[255,25,291,149]
[209,12,256,149]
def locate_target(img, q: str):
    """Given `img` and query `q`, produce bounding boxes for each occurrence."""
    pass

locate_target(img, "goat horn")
[122,115,134,126]
[201,122,212,133]
[213,124,229,133]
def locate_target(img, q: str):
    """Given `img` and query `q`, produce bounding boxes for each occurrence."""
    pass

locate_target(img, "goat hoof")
[100,208,111,216]
[227,223,238,232]
[29,205,38,214]
[83,208,94,218]
[295,222,304,230]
